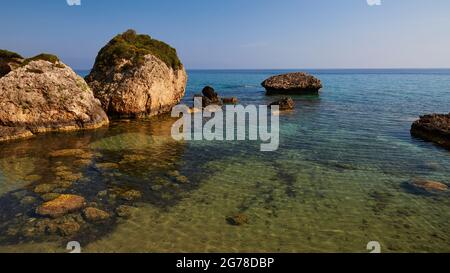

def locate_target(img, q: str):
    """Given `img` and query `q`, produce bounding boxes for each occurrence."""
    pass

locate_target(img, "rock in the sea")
[41,193,61,202]
[120,189,142,201]
[262,72,322,95]
[36,194,86,218]
[96,162,120,170]
[411,113,450,150]
[226,213,249,226]
[222,97,239,104]
[34,183,58,194]
[116,205,134,218]
[20,196,38,206]
[408,179,448,194]
[55,217,81,236]
[193,86,223,107]
[0,54,109,142]
[269,97,295,111]
[202,86,220,102]
[82,207,110,222]
[85,29,187,118]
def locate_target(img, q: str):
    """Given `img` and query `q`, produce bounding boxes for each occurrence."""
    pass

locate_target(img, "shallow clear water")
[0,69,449,253]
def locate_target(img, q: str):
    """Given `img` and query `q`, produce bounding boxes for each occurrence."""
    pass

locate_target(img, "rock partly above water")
[269,97,295,111]
[411,113,450,150]
[0,54,109,142]
[194,86,223,107]
[262,72,322,95]
[85,29,187,118]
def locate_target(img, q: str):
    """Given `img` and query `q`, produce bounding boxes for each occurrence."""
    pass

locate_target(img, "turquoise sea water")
[0,69,449,252]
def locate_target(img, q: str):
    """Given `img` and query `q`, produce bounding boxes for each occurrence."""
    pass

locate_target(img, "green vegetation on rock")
[22,53,61,66]
[0,49,23,61]
[92,29,182,71]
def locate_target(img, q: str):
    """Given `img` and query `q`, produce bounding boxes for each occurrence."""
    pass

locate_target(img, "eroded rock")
[411,113,450,150]
[85,29,187,118]
[262,72,322,95]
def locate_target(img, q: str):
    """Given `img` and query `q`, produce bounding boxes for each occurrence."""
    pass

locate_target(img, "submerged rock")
[49,149,87,158]
[407,179,448,194]
[36,194,86,218]
[262,72,322,95]
[115,205,134,218]
[120,190,142,201]
[96,162,120,170]
[85,29,187,118]
[83,207,110,222]
[411,113,450,150]
[222,97,239,104]
[269,97,295,111]
[226,213,249,226]
[20,196,38,206]
[40,193,61,202]
[0,55,109,142]
[34,184,57,194]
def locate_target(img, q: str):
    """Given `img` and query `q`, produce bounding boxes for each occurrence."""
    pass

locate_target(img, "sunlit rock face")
[85,30,187,118]
[0,57,109,142]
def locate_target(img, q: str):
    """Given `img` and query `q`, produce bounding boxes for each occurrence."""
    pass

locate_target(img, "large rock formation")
[411,113,450,150]
[262,72,322,95]
[85,29,187,118]
[0,53,109,142]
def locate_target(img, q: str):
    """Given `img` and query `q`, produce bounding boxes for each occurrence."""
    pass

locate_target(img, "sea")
[0,69,449,252]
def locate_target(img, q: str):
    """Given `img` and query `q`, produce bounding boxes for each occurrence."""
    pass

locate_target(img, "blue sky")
[1,0,449,69]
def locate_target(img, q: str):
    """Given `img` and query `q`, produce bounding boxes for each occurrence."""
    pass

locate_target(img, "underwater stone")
[96,162,120,170]
[120,190,142,201]
[408,179,448,194]
[226,213,249,226]
[24,174,42,182]
[34,183,57,194]
[40,193,61,202]
[50,149,87,158]
[269,97,295,111]
[83,207,110,222]
[36,194,86,218]
[116,205,134,218]
[20,196,38,206]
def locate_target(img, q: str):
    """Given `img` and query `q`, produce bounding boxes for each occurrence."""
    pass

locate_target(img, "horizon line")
[73,67,450,71]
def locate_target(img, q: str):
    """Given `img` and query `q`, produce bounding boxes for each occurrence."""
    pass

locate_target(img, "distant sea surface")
[0,69,449,253]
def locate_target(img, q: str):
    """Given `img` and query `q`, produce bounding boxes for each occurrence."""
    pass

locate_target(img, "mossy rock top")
[0,49,23,61]
[22,53,61,66]
[91,29,182,72]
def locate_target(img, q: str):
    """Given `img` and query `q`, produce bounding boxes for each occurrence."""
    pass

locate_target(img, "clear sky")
[1,0,449,69]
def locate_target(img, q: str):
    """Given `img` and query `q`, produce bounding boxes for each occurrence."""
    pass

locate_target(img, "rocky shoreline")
[0,30,187,142]
[0,54,109,142]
